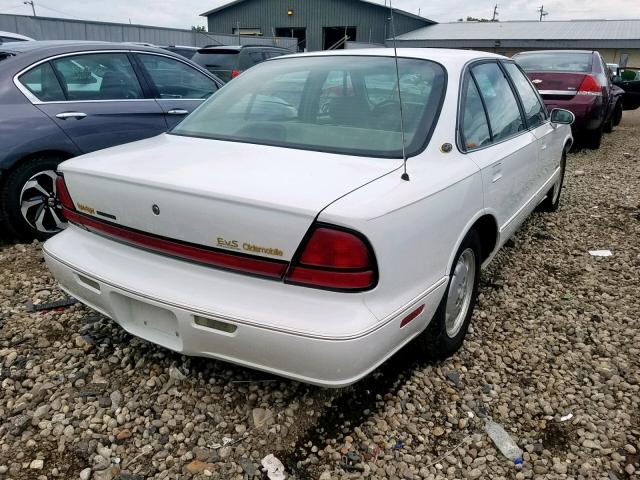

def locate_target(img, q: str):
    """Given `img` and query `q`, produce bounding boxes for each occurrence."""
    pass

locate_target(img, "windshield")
[515,52,593,73]
[172,55,446,158]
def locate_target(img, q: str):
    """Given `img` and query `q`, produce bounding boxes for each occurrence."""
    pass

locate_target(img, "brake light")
[577,75,602,96]
[55,174,75,210]
[231,69,242,78]
[285,225,377,291]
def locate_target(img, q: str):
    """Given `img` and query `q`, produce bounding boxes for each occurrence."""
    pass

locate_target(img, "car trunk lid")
[525,71,589,99]
[59,133,400,263]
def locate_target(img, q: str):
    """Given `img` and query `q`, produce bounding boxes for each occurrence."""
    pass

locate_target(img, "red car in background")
[514,50,623,149]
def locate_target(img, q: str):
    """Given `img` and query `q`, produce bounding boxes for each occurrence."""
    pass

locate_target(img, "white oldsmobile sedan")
[44,49,573,387]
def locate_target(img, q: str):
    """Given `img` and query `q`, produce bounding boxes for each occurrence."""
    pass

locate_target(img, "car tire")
[0,156,67,241]
[415,229,481,359]
[538,150,567,213]
[584,126,603,149]
[613,102,623,127]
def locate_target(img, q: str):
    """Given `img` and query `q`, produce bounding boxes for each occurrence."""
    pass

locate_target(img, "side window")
[18,62,65,102]
[502,62,547,128]
[461,76,491,150]
[52,53,143,101]
[139,54,218,100]
[471,62,526,142]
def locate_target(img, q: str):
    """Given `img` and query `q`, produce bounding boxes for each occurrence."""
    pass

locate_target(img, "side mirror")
[550,108,575,125]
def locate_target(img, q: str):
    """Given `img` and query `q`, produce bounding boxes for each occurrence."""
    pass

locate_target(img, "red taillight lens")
[299,228,370,269]
[577,75,602,96]
[55,174,75,210]
[231,69,242,78]
[285,225,377,291]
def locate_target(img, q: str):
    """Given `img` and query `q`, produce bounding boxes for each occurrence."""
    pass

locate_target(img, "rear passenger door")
[459,61,540,243]
[135,53,220,129]
[33,52,167,153]
[502,62,560,187]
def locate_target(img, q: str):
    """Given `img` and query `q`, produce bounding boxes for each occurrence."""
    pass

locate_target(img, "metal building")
[393,19,640,66]
[201,0,433,51]
[0,13,297,50]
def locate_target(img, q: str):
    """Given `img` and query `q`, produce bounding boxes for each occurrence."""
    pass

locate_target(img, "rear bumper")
[542,96,604,132]
[43,226,446,387]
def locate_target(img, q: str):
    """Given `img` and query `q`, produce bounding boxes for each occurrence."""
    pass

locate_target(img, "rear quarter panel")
[319,156,482,322]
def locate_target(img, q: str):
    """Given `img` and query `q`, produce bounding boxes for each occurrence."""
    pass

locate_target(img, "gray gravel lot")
[1,115,639,480]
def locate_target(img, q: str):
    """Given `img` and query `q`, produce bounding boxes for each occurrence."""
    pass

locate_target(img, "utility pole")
[492,4,499,21]
[537,4,548,21]
[23,0,36,16]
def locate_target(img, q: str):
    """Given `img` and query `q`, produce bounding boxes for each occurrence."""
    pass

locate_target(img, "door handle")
[55,112,87,120]
[167,109,189,115]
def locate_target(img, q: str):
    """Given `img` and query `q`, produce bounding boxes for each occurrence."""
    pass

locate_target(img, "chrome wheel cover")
[19,170,67,234]
[445,248,476,338]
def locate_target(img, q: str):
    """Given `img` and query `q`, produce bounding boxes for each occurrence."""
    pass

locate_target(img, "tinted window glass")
[139,54,217,100]
[472,63,525,141]
[19,62,65,102]
[461,76,491,150]
[248,51,265,63]
[515,52,592,72]
[52,53,143,101]
[502,62,547,128]
[173,56,446,158]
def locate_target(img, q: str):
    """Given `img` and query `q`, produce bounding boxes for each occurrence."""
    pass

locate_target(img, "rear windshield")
[172,55,446,158]
[192,50,238,69]
[515,52,593,72]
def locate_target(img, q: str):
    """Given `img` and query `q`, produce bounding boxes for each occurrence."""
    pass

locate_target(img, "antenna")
[389,0,410,181]
[492,4,499,21]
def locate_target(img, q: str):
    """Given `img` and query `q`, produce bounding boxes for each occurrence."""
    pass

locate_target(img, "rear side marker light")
[577,75,602,96]
[399,304,425,328]
[285,225,377,291]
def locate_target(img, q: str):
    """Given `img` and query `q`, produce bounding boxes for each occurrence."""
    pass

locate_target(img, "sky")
[1,0,640,30]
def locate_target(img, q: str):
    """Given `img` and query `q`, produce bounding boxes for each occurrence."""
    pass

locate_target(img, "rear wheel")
[539,151,567,212]
[584,126,603,149]
[415,230,481,359]
[0,156,67,241]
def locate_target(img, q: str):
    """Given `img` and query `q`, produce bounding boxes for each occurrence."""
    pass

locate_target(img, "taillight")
[231,69,242,78]
[285,225,377,291]
[55,174,75,211]
[577,75,602,96]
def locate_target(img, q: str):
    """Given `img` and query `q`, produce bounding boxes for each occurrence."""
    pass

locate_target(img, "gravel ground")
[1,116,639,480]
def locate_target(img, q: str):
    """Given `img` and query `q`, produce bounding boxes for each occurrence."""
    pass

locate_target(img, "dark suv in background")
[0,41,222,240]
[514,50,622,149]
[191,45,292,82]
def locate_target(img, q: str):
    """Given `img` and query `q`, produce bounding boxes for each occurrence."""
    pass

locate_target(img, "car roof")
[280,48,505,63]
[198,45,291,52]
[514,50,596,55]
[0,31,34,41]
[0,40,179,55]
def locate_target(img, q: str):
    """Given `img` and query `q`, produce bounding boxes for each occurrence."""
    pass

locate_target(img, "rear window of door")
[502,62,547,128]
[138,54,218,100]
[18,62,66,102]
[471,62,525,142]
[460,75,491,150]
[51,53,143,101]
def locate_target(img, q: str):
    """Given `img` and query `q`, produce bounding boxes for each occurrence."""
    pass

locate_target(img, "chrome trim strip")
[13,49,221,105]
[43,245,447,341]
[539,90,576,96]
[500,167,559,233]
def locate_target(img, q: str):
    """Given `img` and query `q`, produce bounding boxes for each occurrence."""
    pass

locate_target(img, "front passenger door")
[136,53,220,129]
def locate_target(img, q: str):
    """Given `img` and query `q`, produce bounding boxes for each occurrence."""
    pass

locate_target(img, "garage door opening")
[275,27,306,52]
[323,26,356,50]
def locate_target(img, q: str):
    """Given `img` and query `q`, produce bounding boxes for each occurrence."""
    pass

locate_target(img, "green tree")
[191,26,206,32]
